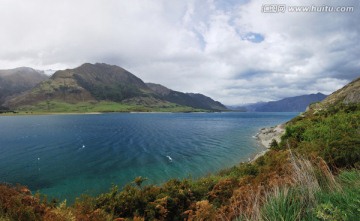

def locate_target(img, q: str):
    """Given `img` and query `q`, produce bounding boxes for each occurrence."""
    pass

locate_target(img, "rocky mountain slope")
[305,77,359,113]
[315,77,359,107]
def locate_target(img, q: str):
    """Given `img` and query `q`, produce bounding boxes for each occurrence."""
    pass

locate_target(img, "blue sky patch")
[242,32,265,43]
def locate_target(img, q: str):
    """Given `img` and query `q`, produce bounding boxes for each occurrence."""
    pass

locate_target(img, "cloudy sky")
[0,0,359,105]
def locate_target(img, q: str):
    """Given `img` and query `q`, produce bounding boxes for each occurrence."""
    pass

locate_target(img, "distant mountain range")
[0,67,48,109]
[3,63,227,112]
[231,93,327,112]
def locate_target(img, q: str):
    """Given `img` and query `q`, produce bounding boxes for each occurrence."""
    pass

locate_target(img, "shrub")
[0,184,46,221]
[269,139,280,150]
[315,203,346,221]
[281,104,360,169]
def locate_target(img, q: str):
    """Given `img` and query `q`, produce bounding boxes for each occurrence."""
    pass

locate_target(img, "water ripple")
[0,112,298,202]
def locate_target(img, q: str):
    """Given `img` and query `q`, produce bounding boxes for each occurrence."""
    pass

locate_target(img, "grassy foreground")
[0,103,359,220]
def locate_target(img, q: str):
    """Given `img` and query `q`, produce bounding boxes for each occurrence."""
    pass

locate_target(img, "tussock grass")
[234,149,348,221]
[261,187,303,221]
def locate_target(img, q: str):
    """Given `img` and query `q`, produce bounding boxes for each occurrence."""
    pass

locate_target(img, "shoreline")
[0,110,219,116]
[0,112,103,116]
[250,123,286,162]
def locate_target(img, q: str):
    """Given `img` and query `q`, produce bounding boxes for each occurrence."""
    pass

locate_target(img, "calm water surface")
[0,112,297,202]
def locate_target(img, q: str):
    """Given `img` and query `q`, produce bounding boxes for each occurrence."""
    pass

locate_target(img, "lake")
[0,112,297,202]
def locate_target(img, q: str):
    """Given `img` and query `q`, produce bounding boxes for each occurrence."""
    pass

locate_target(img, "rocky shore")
[256,124,285,148]
[251,124,286,162]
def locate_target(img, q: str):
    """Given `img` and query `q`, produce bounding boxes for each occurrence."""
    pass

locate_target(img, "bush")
[315,203,346,221]
[0,184,45,221]
[269,139,280,150]
[281,104,360,169]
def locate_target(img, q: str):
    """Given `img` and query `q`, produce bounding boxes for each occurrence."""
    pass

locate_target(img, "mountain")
[146,83,227,111]
[5,63,227,112]
[308,77,360,111]
[232,102,266,112]
[0,67,48,108]
[319,77,359,106]
[187,93,227,111]
[237,93,327,112]
[72,63,152,102]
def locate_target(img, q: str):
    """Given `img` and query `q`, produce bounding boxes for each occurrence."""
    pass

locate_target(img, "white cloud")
[0,0,359,105]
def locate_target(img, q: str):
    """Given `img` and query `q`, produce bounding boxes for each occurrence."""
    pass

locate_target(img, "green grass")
[261,188,304,221]
[312,170,360,221]
[258,169,360,221]
[12,100,206,114]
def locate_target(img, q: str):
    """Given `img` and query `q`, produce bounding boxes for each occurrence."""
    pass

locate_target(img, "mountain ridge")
[233,93,327,112]
[146,83,227,111]
[307,77,360,112]
[4,63,227,112]
[319,77,360,106]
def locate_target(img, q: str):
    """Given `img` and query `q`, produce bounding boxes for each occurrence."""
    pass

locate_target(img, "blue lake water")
[0,112,297,202]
